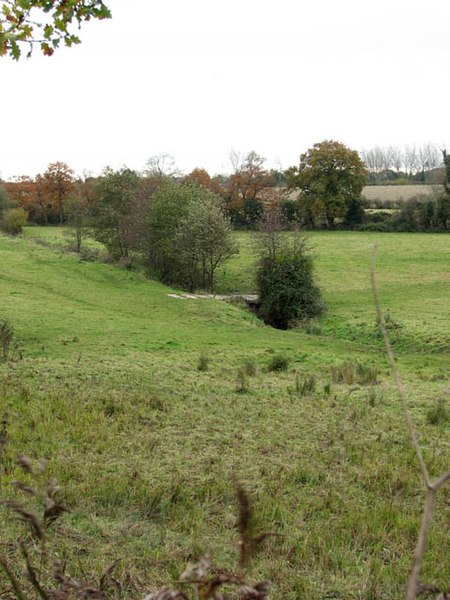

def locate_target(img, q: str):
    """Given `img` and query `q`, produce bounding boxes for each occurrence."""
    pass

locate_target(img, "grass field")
[0,229,449,599]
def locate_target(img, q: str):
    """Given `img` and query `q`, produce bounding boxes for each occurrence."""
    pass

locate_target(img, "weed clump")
[426,399,449,426]
[330,360,378,385]
[304,320,322,335]
[197,352,211,372]
[267,354,290,372]
[295,373,316,396]
[243,359,257,376]
[236,368,249,393]
[0,318,21,362]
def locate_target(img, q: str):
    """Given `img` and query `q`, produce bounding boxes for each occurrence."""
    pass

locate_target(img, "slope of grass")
[217,231,450,366]
[0,230,449,599]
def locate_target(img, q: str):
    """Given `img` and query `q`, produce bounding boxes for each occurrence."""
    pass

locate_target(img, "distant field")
[0,229,448,599]
[362,184,443,203]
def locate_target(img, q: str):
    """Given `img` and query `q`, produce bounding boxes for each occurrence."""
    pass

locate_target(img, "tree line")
[360,143,443,184]
[1,141,450,242]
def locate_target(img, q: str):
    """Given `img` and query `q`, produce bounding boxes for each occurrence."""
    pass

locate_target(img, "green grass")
[217,231,450,367]
[0,229,449,599]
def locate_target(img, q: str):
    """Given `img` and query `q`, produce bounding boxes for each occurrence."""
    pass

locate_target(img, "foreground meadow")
[0,230,449,599]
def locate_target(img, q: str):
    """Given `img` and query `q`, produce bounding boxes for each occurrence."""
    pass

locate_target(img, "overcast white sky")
[1,0,449,180]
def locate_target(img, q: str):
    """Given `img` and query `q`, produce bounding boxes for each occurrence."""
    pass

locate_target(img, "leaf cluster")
[0,0,111,59]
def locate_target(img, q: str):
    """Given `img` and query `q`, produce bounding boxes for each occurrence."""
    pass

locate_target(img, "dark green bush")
[256,232,324,329]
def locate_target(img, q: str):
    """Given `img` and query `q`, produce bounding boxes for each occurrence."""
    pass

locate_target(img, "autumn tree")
[182,168,223,196]
[32,173,54,224]
[0,0,111,59]
[0,184,9,219]
[286,140,367,228]
[43,161,75,224]
[5,174,57,223]
[4,175,34,210]
[227,151,275,227]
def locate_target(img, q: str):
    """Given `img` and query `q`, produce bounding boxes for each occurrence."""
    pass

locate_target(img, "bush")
[1,208,28,236]
[267,354,290,372]
[256,230,324,329]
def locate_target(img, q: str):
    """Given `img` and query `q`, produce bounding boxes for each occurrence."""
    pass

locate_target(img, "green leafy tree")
[146,182,238,292]
[145,180,190,283]
[90,167,142,259]
[64,192,89,252]
[286,140,368,228]
[0,0,111,59]
[256,222,324,329]
[177,189,238,292]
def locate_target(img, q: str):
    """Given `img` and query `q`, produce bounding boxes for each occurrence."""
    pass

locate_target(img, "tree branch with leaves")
[0,0,111,59]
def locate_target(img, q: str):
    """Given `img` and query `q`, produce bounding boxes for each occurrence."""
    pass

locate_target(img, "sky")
[1,0,450,180]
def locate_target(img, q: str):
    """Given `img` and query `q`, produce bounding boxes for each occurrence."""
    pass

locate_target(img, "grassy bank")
[0,229,448,598]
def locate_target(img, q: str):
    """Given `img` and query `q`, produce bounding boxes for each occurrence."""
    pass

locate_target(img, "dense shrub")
[256,230,324,329]
[0,208,27,236]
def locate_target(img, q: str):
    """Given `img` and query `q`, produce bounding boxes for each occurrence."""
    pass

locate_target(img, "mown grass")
[0,229,449,598]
